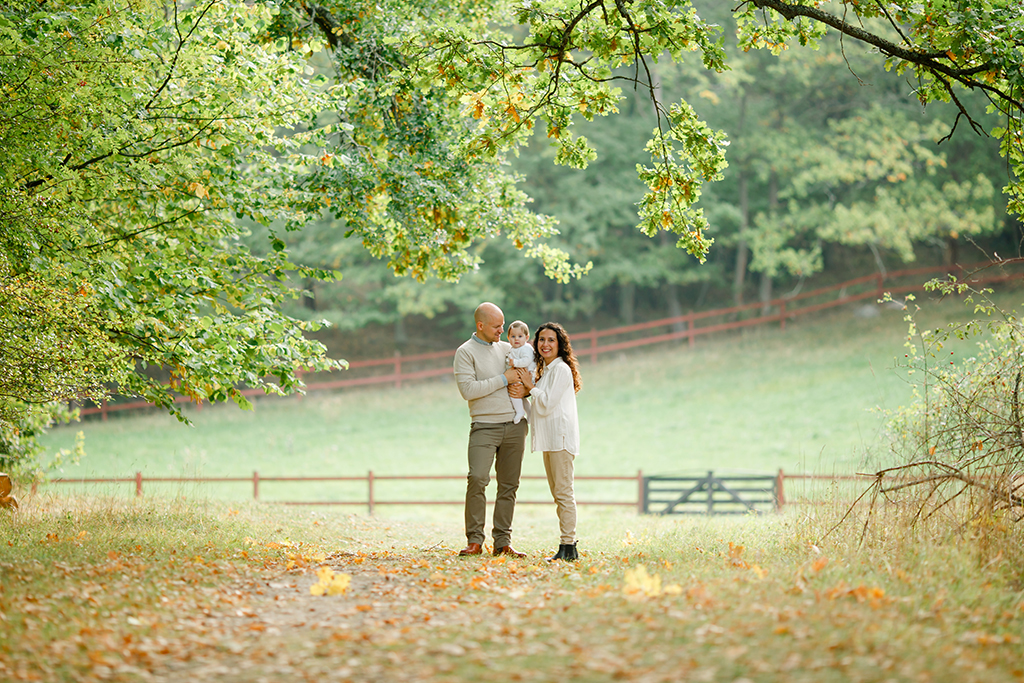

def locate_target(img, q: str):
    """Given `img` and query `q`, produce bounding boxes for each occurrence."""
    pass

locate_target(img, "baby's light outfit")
[507,343,536,425]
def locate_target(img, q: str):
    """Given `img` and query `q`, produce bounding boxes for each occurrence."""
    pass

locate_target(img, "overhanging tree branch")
[145,0,219,110]
[750,0,1021,113]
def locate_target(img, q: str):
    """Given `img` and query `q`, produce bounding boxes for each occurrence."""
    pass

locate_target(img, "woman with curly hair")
[518,322,582,561]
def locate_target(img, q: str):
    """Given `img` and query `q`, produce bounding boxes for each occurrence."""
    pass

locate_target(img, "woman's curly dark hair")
[533,322,581,393]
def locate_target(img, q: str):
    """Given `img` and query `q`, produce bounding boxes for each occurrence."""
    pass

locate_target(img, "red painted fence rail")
[41,470,870,514]
[78,260,1024,418]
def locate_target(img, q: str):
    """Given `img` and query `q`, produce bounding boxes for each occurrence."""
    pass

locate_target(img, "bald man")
[452,302,528,558]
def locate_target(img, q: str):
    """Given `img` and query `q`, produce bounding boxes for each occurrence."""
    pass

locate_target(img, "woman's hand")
[505,367,528,399]
[517,367,534,392]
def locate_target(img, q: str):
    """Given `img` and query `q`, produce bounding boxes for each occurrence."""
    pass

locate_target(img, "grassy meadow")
[6,288,1024,682]
[2,493,1022,682]
[35,290,1018,511]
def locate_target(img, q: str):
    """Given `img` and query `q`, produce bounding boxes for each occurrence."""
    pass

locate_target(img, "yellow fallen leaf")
[624,564,663,598]
[310,566,351,596]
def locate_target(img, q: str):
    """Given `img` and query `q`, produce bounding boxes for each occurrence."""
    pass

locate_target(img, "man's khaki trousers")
[465,420,527,548]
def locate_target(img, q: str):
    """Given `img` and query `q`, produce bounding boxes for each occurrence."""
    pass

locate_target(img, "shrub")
[870,268,1024,564]
[0,402,83,480]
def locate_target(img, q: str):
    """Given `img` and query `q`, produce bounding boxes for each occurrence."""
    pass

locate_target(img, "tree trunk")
[619,281,635,326]
[303,279,318,311]
[734,169,750,307]
[733,91,750,308]
[659,230,686,332]
[759,272,773,316]
[665,283,685,332]
[945,235,959,267]
[394,315,408,349]
[761,169,778,316]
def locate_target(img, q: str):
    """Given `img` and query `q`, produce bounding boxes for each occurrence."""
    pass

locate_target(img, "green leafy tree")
[651,3,1009,306]
[240,0,597,346]
[2,0,588,474]
[266,0,589,284]
[511,88,721,325]
[393,0,1022,265]
[258,215,507,345]
[1,0,346,470]
[280,0,1016,333]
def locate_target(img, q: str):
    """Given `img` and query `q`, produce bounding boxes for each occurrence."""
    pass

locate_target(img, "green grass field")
[37,290,1017,509]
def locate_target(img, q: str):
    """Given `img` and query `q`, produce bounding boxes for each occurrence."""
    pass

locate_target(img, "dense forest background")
[264,3,1020,359]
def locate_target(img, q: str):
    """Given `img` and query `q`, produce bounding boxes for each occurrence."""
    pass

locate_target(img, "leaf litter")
[2,503,1023,682]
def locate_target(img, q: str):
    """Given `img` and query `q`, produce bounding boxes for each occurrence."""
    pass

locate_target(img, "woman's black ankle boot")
[549,543,579,561]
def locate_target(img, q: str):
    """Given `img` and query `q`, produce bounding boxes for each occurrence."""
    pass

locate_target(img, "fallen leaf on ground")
[310,567,351,596]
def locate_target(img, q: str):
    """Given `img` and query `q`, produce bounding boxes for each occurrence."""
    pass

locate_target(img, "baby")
[506,320,536,425]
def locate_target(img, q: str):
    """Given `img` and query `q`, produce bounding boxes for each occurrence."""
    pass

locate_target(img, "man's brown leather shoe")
[493,545,526,558]
[458,543,483,556]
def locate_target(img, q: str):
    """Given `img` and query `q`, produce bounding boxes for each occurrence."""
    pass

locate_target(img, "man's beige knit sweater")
[454,335,515,423]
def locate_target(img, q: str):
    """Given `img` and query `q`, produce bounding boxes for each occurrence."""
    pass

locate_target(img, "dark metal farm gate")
[642,471,780,515]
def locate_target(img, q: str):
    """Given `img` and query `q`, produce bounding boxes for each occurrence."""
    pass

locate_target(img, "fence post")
[590,328,598,364]
[687,312,695,348]
[394,351,402,389]
[775,468,785,512]
[253,470,260,502]
[368,470,375,515]
[102,400,109,422]
[779,300,787,332]
[135,471,143,497]
[636,469,644,514]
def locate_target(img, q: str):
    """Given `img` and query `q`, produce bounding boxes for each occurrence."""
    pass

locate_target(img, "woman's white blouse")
[529,357,580,455]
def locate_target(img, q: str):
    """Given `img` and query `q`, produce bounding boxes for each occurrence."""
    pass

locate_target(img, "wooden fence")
[40,469,871,514]
[78,259,1024,419]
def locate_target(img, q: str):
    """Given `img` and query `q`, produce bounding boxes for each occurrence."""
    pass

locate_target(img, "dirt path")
[151,546,554,682]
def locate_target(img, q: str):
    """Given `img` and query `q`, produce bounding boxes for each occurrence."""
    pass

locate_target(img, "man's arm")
[453,347,518,401]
